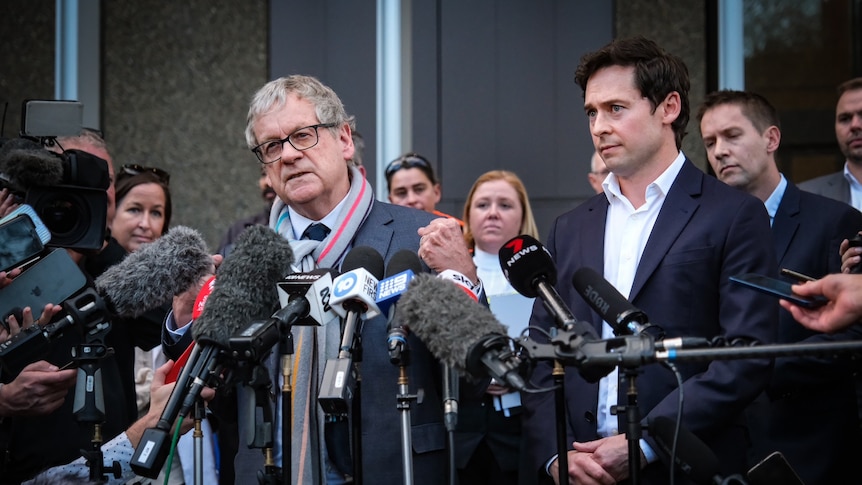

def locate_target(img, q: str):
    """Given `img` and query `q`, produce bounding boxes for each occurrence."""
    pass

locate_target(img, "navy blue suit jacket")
[747,181,862,483]
[522,160,779,484]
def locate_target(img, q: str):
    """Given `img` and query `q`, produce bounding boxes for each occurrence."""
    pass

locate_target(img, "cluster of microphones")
[0,220,802,483]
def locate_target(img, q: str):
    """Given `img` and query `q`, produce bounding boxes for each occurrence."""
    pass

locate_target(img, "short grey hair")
[56,127,108,152]
[245,75,355,149]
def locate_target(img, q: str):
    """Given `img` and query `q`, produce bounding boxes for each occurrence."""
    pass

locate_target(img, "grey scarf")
[269,166,373,483]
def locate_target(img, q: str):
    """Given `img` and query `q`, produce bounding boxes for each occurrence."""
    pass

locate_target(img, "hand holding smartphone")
[0,214,45,273]
[730,273,828,308]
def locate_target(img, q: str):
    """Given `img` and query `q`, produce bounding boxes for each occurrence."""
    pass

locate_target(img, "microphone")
[277,268,339,326]
[330,246,384,322]
[130,225,294,478]
[332,246,385,357]
[231,269,337,362]
[395,273,527,391]
[377,250,422,316]
[0,228,211,376]
[0,137,65,190]
[377,250,422,365]
[498,235,613,382]
[319,246,385,416]
[498,234,581,328]
[571,266,648,336]
[572,267,710,350]
[94,226,214,318]
[650,416,747,485]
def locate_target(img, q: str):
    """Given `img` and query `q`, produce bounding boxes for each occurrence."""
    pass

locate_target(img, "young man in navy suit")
[699,90,862,484]
[522,37,779,484]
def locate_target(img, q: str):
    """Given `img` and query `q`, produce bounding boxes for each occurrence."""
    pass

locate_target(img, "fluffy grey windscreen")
[193,225,294,347]
[94,225,212,317]
[394,273,507,371]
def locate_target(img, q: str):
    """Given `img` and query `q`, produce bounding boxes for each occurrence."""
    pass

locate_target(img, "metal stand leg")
[553,360,569,485]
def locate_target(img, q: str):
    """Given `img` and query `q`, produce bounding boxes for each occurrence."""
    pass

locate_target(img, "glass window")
[742,0,860,182]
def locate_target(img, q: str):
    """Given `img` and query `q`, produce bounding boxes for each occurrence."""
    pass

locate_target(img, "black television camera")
[0,100,109,250]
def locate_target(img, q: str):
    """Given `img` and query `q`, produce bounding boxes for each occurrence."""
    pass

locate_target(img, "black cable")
[660,361,685,485]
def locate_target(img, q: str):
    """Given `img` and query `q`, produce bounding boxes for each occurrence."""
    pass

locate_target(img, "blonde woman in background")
[457,170,539,485]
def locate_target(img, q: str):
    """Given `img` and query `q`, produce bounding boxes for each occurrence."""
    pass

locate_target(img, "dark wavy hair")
[575,36,691,149]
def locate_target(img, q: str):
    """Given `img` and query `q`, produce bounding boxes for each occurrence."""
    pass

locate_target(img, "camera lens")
[37,192,88,240]
[25,186,106,250]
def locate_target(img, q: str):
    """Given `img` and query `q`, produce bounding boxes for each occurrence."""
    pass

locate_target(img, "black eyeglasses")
[251,123,337,164]
[119,164,171,184]
[385,153,433,177]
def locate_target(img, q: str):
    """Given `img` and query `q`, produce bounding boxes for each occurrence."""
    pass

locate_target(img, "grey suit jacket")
[798,170,852,205]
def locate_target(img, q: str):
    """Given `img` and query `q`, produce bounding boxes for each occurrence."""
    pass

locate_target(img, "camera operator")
[49,128,125,272]
[0,129,161,483]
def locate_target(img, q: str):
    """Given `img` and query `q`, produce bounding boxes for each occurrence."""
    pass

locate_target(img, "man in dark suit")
[698,89,862,484]
[798,77,862,211]
[521,37,778,485]
[164,75,477,484]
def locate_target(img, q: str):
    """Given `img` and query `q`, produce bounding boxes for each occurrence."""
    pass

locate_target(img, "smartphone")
[780,268,817,283]
[0,204,52,245]
[747,451,805,485]
[0,248,88,324]
[0,214,45,273]
[730,273,828,308]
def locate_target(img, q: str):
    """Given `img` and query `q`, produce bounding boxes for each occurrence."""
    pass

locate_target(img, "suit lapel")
[353,203,394,257]
[771,183,800,264]
[629,161,701,300]
[582,197,610,328]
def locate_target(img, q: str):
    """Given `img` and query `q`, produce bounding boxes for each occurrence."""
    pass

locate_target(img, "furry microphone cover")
[394,273,508,372]
[0,137,65,190]
[94,225,212,317]
[193,225,294,347]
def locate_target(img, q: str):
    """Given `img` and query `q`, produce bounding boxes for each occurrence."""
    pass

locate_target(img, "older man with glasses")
[163,74,480,484]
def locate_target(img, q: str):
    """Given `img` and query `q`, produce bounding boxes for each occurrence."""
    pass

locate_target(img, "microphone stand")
[442,364,458,485]
[337,310,365,484]
[552,359,569,485]
[193,399,205,485]
[396,366,416,485]
[244,363,279,485]
[62,289,122,482]
[612,367,642,485]
[389,328,416,485]
[519,330,862,484]
[278,331,294,485]
[351,333,364,484]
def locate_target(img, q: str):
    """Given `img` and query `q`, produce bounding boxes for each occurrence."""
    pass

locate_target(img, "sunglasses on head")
[119,164,171,184]
[385,153,432,177]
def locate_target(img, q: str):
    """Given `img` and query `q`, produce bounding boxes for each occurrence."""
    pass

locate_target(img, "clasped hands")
[550,434,646,485]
